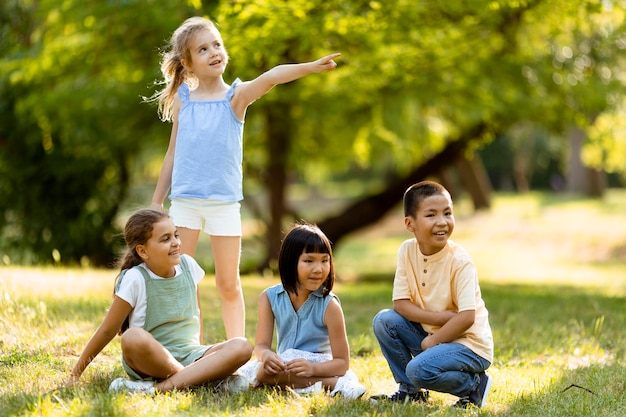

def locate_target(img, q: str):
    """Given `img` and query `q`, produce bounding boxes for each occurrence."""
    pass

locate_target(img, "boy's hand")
[421,334,438,350]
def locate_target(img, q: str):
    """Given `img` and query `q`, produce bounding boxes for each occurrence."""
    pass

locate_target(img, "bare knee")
[229,337,253,362]
[120,328,155,355]
[216,276,242,300]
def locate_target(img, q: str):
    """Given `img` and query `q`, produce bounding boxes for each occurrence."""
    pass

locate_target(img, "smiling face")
[296,250,331,294]
[135,217,181,278]
[184,27,228,78]
[405,192,455,256]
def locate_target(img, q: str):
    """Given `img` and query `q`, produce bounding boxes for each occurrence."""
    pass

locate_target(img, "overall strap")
[115,269,131,292]
[179,255,190,274]
[136,265,152,282]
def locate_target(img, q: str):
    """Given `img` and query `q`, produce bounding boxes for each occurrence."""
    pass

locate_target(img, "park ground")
[1,190,625,416]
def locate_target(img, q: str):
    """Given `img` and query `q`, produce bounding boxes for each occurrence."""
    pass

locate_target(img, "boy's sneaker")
[330,370,367,400]
[370,388,429,403]
[211,374,250,394]
[455,372,492,408]
[109,377,156,395]
[291,380,323,396]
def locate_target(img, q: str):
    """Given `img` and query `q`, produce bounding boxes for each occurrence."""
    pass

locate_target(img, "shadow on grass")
[0,378,113,417]
[2,280,624,416]
[0,379,274,417]
[503,364,626,417]
[481,283,626,362]
[336,279,626,360]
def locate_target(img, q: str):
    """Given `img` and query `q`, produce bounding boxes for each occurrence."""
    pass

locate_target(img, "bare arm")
[254,291,285,375]
[421,309,475,350]
[66,296,133,386]
[394,299,457,327]
[197,289,203,344]
[151,96,181,211]
[231,53,340,120]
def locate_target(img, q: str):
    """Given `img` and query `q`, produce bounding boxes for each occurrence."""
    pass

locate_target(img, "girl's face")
[136,217,181,277]
[296,250,331,293]
[185,27,228,78]
[405,192,455,256]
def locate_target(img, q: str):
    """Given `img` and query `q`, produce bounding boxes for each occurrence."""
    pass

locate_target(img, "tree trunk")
[454,154,492,210]
[317,122,489,247]
[566,127,605,197]
[263,101,292,269]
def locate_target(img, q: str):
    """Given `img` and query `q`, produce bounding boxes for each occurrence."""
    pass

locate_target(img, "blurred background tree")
[1,0,624,268]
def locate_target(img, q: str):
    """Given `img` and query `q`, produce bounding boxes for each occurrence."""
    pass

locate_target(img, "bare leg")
[121,328,252,392]
[177,227,205,343]
[211,235,245,338]
[157,337,252,391]
[122,328,184,380]
[177,227,201,256]
[256,366,339,391]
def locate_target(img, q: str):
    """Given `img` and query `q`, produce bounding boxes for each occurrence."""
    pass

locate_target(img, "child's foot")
[291,381,323,396]
[210,374,250,394]
[455,372,492,408]
[370,388,429,403]
[109,377,156,394]
[330,370,367,400]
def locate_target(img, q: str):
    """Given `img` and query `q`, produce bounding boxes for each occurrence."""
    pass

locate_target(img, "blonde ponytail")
[147,17,219,122]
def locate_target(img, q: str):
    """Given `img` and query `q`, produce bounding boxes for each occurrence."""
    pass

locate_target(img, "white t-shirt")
[115,254,205,328]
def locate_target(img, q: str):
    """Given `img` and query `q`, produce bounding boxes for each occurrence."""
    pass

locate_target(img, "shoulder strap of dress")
[115,269,127,292]
[226,78,241,101]
[178,82,190,102]
[116,266,151,290]
[136,265,151,281]
[179,255,190,273]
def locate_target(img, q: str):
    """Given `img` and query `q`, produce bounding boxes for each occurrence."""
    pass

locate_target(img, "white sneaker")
[292,381,323,396]
[109,377,156,394]
[211,375,250,394]
[330,370,366,400]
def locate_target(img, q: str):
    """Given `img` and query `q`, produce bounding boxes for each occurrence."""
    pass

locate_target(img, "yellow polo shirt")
[392,239,493,363]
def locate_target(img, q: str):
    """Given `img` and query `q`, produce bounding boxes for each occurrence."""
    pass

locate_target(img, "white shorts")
[169,197,242,237]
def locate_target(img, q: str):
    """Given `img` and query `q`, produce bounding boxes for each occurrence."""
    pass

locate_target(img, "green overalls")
[119,257,208,380]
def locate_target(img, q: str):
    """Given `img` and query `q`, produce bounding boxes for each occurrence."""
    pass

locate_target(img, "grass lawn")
[1,190,625,416]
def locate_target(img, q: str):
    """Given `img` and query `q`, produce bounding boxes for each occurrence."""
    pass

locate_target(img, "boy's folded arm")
[428,310,475,345]
[393,299,456,326]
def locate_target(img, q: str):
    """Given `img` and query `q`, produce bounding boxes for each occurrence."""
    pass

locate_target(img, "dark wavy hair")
[278,223,335,297]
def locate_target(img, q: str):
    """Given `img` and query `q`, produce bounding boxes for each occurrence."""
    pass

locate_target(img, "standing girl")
[149,16,340,339]
[67,209,252,394]
[238,223,366,399]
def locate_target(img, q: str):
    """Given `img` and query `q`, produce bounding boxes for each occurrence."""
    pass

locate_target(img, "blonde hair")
[150,17,222,122]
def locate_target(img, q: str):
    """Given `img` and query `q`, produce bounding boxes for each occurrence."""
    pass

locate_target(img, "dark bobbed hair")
[403,180,451,218]
[277,223,335,297]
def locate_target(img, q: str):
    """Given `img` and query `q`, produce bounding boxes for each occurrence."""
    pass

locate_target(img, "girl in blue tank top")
[67,209,252,394]
[148,17,340,340]
[239,223,366,399]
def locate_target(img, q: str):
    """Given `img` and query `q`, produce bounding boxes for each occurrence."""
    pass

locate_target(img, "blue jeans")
[372,309,491,397]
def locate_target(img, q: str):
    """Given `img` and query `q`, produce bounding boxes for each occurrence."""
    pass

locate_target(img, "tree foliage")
[0,0,202,265]
[1,0,625,267]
